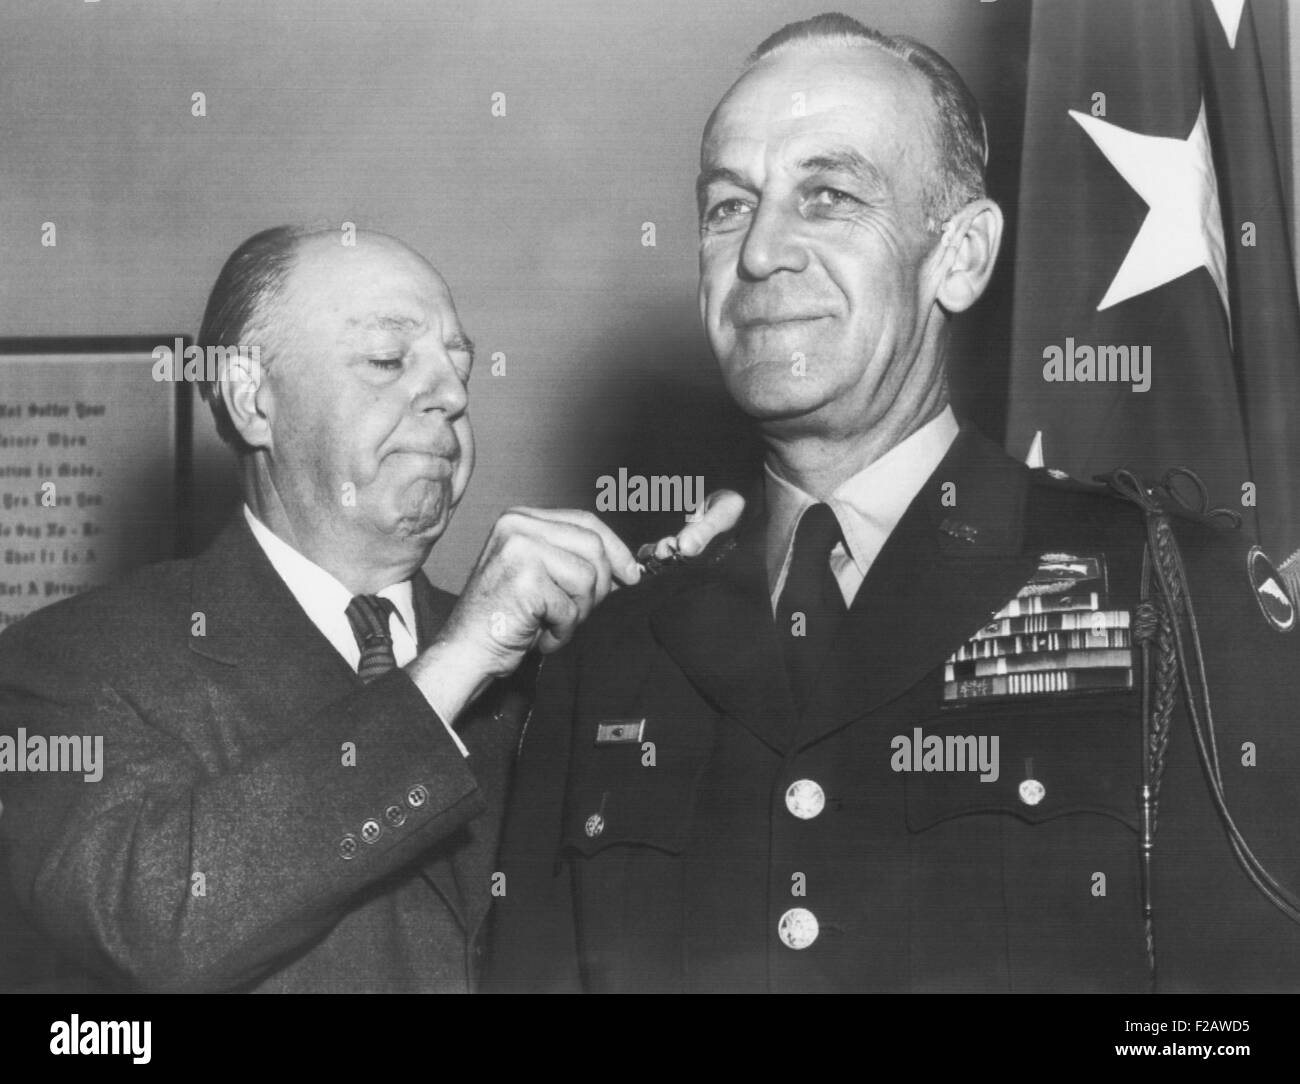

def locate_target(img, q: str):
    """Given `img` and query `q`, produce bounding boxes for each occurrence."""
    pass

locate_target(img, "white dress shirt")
[765,406,960,613]
[243,505,468,756]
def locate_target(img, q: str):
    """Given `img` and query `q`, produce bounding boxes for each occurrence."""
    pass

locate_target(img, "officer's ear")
[931,198,1003,315]
[221,348,275,450]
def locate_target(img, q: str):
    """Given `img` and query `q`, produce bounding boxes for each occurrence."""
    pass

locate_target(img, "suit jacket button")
[777,907,819,950]
[785,779,826,819]
[338,833,359,860]
[384,804,407,828]
[406,784,429,809]
[1018,778,1046,806]
[361,819,382,844]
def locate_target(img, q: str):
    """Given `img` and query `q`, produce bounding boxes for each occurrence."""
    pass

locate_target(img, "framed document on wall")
[0,336,192,630]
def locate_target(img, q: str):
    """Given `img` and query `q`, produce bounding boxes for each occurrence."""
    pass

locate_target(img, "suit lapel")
[186,516,358,695]
[794,426,1040,748]
[189,518,475,929]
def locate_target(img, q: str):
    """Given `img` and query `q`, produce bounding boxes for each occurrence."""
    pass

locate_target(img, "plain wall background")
[0,0,1288,589]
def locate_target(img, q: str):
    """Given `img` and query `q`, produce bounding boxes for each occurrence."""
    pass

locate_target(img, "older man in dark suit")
[0,225,729,993]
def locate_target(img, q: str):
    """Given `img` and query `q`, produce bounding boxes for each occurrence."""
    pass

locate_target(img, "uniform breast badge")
[595,718,646,744]
[941,553,1134,705]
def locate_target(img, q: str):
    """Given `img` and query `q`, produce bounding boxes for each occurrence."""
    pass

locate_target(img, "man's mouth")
[387,449,456,474]
[733,313,832,330]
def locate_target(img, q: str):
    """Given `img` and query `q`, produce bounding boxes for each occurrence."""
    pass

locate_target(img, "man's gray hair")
[747,12,989,232]
[196,225,312,448]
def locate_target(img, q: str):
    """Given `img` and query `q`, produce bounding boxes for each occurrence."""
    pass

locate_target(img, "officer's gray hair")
[746,12,989,233]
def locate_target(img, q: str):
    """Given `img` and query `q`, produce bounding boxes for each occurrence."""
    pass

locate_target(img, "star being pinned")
[1069,100,1229,328]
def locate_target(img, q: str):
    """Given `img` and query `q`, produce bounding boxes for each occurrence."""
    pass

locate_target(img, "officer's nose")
[738,200,810,281]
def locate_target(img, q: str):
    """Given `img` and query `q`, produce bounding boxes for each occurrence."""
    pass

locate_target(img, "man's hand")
[409,508,640,722]
[408,494,743,727]
[637,489,746,565]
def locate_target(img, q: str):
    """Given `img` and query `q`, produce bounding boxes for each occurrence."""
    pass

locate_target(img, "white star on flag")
[1069,100,1230,325]
[1210,0,1244,48]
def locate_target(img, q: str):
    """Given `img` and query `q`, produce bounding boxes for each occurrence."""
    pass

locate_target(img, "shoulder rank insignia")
[941,552,1134,705]
[636,536,738,577]
[1247,545,1296,633]
[939,518,979,544]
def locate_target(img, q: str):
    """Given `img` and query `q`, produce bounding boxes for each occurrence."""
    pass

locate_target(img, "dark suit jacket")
[0,515,524,993]
[488,426,1300,992]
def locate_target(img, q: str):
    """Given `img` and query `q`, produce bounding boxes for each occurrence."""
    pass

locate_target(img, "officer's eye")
[800,187,863,217]
[368,357,403,371]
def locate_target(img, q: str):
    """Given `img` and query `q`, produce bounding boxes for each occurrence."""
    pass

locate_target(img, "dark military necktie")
[345,594,399,683]
[776,503,848,713]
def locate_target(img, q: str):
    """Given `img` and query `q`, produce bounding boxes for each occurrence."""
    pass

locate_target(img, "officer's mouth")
[733,314,833,330]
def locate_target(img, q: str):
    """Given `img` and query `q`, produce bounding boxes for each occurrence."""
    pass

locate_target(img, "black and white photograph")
[1,0,1298,1060]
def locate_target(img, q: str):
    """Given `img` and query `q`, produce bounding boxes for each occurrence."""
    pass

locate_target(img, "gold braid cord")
[1104,468,1300,993]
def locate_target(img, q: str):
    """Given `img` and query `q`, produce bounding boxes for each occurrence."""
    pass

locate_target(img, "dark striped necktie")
[345,594,399,683]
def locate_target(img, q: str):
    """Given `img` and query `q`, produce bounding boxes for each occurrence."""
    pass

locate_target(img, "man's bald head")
[197,225,443,444]
[198,224,310,447]
[200,224,475,589]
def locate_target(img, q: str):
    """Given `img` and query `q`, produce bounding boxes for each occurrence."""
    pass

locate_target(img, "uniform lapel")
[794,426,1040,748]
[648,430,1041,754]
[410,572,456,652]
[409,572,473,930]
[648,508,798,755]
[411,576,538,939]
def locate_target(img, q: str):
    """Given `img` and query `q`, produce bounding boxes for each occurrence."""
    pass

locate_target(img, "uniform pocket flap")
[901,695,1142,833]
[560,744,700,857]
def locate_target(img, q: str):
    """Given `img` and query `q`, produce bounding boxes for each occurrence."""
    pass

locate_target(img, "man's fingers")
[645,489,746,559]
[505,532,605,624]
[496,511,615,602]
[687,489,745,550]
[461,508,637,658]
[531,581,581,654]
[680,489,745,555]
[512,507,641,584]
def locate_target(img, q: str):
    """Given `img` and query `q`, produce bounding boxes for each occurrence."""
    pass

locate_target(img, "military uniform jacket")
[488,426,1300,992]
[0,516,524,993]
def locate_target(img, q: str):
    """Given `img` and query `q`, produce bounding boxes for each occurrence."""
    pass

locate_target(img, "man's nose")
[738,200,810,280]
[410,352,468,418]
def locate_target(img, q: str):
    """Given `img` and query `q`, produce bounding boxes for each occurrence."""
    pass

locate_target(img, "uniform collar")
[648,421,1037,753]
[764,405,960,596]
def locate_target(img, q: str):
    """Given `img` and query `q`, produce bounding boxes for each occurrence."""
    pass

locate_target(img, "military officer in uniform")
[486,14,1300,992]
